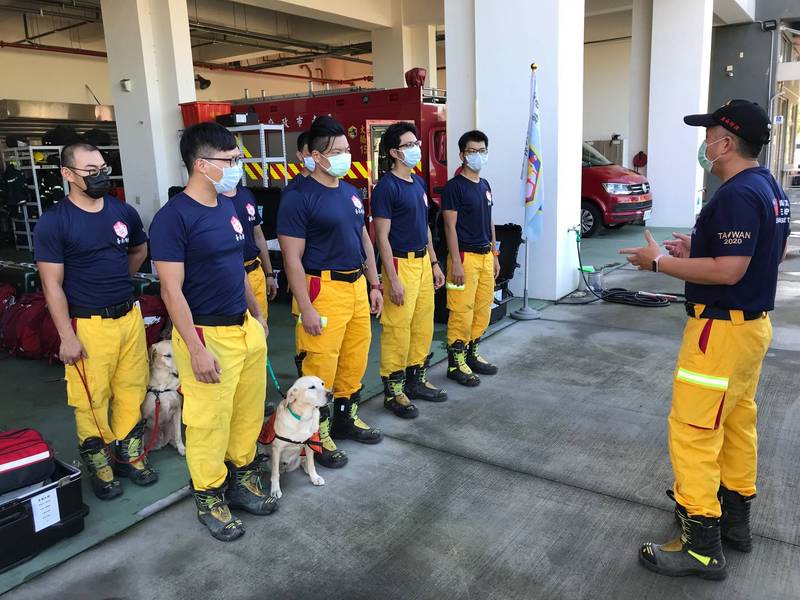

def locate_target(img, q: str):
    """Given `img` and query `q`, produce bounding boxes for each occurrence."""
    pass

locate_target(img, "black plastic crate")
[0,459,89,573]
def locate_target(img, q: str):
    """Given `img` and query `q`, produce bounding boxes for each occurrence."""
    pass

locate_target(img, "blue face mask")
[465,151,488,172]
[321,153,351,178]
[205,161,243,194]
[397,145,422,169]
[302,156,316,172]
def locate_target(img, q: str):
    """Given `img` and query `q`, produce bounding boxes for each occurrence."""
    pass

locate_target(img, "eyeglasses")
[463,148,488,156]
[398,140,422,150]
[67,165,112,177]
[201,156,243,167]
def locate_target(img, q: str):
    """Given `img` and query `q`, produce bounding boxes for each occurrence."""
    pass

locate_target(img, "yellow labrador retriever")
[142,340,184,455]
[260,376,331,499]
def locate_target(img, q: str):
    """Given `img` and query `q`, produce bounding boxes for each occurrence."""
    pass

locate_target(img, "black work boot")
[114,420,159,486]
[466,338,498,375]
[226,460,279,515]
[447,341,480,387]
[382,371,419,419]
[639,503,727,580]
[719,486,755,553]
[405,353,447,402]
[317,405,348,469]
[79,437,122,500]
[193,484,245,542]
[332,393,383,444]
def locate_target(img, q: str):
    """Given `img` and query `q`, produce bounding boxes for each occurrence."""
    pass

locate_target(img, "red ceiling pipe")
[0,41,373,85]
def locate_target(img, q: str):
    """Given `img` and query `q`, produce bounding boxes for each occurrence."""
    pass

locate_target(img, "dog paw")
[177,445,186,456]
[271,488,283,499]
[310,474,325,486]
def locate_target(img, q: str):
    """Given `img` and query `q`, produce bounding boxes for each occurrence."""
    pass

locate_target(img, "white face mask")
[321,153,351,178]
[396,145,422,169]
[204,161,243,193]
[302,156,316,172]
[465,151,488,172]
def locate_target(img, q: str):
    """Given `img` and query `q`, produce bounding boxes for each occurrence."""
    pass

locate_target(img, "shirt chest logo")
[230,216,245,241]
[245,203,257,222]
[352,195,365,215]
[113,221,129,244]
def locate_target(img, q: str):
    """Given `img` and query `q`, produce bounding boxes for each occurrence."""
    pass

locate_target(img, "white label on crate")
[31,488,60,532]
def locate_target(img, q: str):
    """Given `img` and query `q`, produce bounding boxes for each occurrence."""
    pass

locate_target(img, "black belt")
[685,303,766,321]
[306,267,364,283]
[244,258,261,273]
[393,248,427,259]
[194,312,246,327]
[69,298,136,319]
[459,243,492,254]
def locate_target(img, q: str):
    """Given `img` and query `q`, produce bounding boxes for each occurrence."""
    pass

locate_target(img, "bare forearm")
[253,228,273,272]
[41,283,75,340]
[445,224,461,268]
[427,228,438,263]
[244,274,262,319]
[284,255,312,313]
[362,230,379,286]
[128,245,147,275]
[659,256,745,286]
[161,287,204,353]
[377,234,397,282]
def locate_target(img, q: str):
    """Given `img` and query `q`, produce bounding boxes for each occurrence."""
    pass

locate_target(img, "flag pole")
[512,63,542,321]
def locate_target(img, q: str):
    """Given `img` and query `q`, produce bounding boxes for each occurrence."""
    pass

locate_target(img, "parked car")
[581,142,652,237]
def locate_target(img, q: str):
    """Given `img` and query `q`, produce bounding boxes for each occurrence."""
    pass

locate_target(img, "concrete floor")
[5,195,800,600]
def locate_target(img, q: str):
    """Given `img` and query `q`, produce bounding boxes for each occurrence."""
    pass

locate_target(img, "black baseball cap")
[684,99,771,145]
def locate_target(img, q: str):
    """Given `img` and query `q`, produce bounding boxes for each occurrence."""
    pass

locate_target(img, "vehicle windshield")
[582,143,612,167]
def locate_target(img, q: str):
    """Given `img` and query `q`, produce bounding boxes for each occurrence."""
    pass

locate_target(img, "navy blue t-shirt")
[442,175,493,246]
[277,177,366,271]
[228,185,262,262]
[149,192,246,316]
[371,172,429,253]
[34,195,147,309]
[686,167,791,312]
[283,174,306,195]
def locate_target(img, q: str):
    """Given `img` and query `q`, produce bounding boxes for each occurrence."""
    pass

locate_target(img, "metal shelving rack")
[1,145,122,251]
[227,124,287,188]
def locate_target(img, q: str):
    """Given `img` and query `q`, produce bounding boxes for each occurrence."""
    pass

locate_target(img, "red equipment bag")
[0,429,55,494]
[138,295,167,347]
[40,310,62,363]
[0,292,48,359]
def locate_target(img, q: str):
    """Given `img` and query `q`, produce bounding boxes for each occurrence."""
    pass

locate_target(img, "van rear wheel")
[580,201,602,238]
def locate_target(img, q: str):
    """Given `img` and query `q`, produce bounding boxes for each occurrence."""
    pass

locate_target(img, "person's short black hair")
[307,116,345,154]
[379,122,418,174]
[297,131,309,153]
[458,130,489,153]
[180,122,237,174]
[733,135,762,160]
[61,142,100,168]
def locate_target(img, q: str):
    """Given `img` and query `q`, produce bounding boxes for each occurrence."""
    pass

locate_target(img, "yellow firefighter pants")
[245,259,268,320]
[446,251,495,345]
[65,304,149,444]
[380,254,434,376]
[293,272,370,398]
[669,306,772,517]
[172,313,267,491]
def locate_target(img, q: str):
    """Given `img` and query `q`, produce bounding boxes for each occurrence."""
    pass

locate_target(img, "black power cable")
[561,230,685,308]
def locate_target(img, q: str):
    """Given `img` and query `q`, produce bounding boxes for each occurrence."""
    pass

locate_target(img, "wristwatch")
[492,250,500,257]
[371,283,384,292]
[265,272,276,279]
[431,260,440,267]
[652,255,664,273]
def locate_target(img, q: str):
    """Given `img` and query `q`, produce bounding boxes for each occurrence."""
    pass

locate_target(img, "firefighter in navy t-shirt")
[150,123,276,542]
[442,130,501,387]
[621,100,791,580]
[225,183,278,320]
[278,116,384,469]
[372,122,447,419]
[283,130,315,196]
[35,142,157,500]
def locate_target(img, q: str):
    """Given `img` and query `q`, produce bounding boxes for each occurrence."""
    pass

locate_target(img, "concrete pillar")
[100,0,196,226]
[445,0,584,301]
[646,0,713,228]
[371,1,438,89]
[628,0,652,170]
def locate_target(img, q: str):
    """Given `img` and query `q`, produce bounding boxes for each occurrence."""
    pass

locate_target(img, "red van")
[581,143,652,237]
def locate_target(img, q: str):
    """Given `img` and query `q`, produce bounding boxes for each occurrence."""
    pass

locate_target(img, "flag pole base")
[511,303,542,321]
